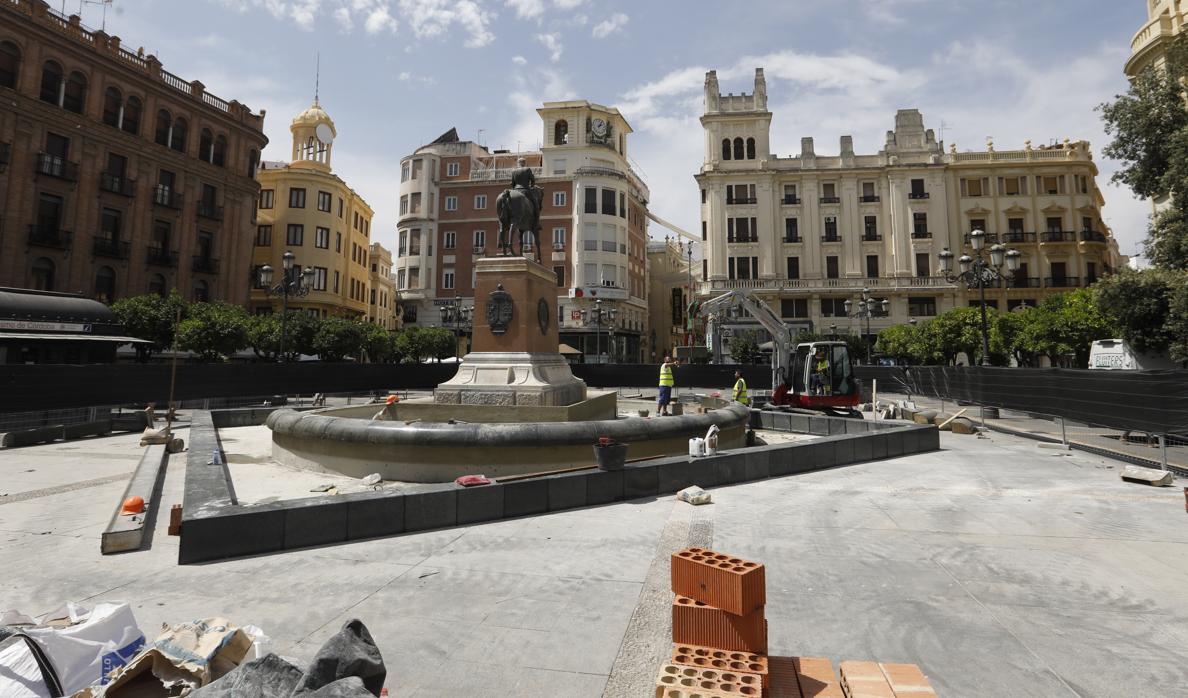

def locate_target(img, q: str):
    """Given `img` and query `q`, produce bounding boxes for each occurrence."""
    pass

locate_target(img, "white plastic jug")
[704,424,720,455]
[688,437,705,458]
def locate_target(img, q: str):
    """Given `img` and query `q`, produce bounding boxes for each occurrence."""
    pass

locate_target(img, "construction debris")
[1120,465,1175,487]
[676,486,712,506]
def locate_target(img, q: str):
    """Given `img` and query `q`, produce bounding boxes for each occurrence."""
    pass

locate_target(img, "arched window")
[200,128,213,163]
[63,71,86,113]
[30,257,54,291]
[122,96,141,135]
[213,134,227,167]
[148,273,166,297]
[170,117,187,152]
[247,149,259,178]
[0,41,20,89]
[94,266,116,303]
[746,137,756,159]
[732,137,744,160]
[154,109,171,146]
[721,138,731,160]
[102,86,122,127]
[193,280,209,302]
[39,60,63,105]
[554,119,568,145]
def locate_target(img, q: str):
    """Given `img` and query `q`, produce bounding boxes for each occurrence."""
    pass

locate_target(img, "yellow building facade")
[368,242,399,330]
[251,101,374,317]
[1126,0,1187,78]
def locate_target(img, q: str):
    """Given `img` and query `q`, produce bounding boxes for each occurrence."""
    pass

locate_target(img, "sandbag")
[0,635,58,698]
[22,602,143,695]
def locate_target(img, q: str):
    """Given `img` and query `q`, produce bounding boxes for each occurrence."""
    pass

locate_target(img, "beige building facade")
[1126,0,1186,78]
[368,242,399,330]
[250,102,375,318]
[696,69,1124,350]
[646,238,695,362]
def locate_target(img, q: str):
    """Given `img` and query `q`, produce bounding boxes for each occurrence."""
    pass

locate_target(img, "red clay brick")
[653,682,732,698]
[839,661,895,698]
[877,663,937,697]
[767,656,804,698]
[671,643,769,688]
[793,657,844,698]
[671,595,767,654]
[672,548,766,615]
[655,662,764,697]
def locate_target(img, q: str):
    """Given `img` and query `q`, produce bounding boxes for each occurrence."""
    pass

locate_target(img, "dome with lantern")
[290,99,336,170]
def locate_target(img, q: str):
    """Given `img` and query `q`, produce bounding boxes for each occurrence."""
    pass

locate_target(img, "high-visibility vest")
[815,358,829,373]
[659,363,675,387]
[732,378,749,405]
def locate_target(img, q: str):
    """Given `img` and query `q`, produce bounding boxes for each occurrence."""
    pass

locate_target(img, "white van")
[1089,339,1179,370]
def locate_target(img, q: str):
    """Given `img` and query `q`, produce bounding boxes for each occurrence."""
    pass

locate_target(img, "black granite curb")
[178,409,939,564]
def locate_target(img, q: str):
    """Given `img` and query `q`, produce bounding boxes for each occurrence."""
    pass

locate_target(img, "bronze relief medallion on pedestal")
[486,284,514,335]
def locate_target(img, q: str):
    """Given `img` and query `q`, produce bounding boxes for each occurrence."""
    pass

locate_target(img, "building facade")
[394,102,651,362]
[368,242,399,330]
[646,238,695,362]
[1126,0,1186,78]
[696,69,1124,353]
[0,0,267,304]
[250,102,375,318]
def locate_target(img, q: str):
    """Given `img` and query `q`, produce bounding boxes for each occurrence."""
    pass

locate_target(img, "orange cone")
[121,495,145,515]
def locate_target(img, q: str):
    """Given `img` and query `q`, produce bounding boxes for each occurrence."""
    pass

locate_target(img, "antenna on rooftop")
[79,0,113,31]
[314,52,321,105]
[939,119,953,143]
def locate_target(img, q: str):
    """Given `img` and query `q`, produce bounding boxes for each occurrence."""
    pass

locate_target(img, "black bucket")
[594,442,629,470]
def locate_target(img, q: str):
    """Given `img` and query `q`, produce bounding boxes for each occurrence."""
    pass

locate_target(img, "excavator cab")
[783,341,860,416]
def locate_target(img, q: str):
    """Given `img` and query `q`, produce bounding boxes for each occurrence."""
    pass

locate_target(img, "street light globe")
[843,299,852,314]
[1006,249,1022,272]
[959,254,973,274]
[970,229,985,251]
[938,248,954,273]
[990,243,1006,268]
[259,264,274,286]
[880,299,890,313]
[282,251,295,270]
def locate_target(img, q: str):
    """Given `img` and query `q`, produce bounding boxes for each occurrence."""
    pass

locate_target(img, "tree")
[424,328,458,362]
[176,302,249,362]
[1094,268,1188,363]
[394,327,431,363]
[313,316,365,361]
[876,323,924,364]
[110,291,185,362]
[246,313,281,361]
[246,312,322,362]
[1016,289,1115,368]
[726,330,761,364]
[360,323,395,363]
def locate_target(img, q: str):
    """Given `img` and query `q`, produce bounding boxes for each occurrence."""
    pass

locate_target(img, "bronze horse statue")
[496,186,543,263]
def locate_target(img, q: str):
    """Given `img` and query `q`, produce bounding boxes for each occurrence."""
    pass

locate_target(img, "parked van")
[1088,339,1180,370]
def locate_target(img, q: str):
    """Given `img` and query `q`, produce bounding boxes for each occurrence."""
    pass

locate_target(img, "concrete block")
[179,505,285,564]
[624,463,660,499]
[1,424,64,447]
[827,417,848,435]
[808,415,830,436]
[885,429,906,458]
[585,468,624,505]
[833,437,856,465]
[503,478,549,517]
[1120,465,1175,487]
[547,473,587,511]
[758,411,775,429]
[768,443,805,477]
[801,439,837,470]
[346,491,405,540]
[951,418,977,434]
[456,483,504,524]
[1038,441,1071,450]
[772,412,792,432]
[713,452,748,485]
[659,458,713,494]
[869,431,888,460]
[852,433,874,463]
[102,444,168,555]
[404,485,458,532]
[672,547,765,615]
[284,498,348,549]
[787,413,811,433]
[919,426,940,452]
[742,449,770,481]
[844,418,872,434]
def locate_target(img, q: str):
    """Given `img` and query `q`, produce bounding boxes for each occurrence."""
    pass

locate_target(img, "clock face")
[592,118,607,137]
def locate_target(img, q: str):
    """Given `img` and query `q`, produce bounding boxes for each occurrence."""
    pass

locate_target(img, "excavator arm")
[697,290,792,392]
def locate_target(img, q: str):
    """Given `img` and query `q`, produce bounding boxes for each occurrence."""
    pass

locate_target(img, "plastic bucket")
[594,442,629,470]
[688,437,705,458]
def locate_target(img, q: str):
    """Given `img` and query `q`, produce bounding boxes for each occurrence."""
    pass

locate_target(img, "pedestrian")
[731,370,750,406]
[658,355,677,415]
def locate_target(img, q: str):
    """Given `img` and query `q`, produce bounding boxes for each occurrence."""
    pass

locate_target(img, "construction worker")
[658,356,677,415]
[731,370,750,406]
[810,347,831,396]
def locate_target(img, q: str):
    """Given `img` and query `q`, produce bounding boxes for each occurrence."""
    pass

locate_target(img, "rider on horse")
[511,157,542,241]
[496,157,544,259]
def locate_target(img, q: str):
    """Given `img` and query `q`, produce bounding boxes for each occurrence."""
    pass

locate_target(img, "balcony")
[1002,231,1037,244]
[27,225,73,250]
[99,172,136,196]
[728,237,759,244]
[1040,231,1075,243]
[146,246,179,267]
[964,232,1000,245]
[726,197,757,205]
[910,231,932,239]
[819,196,841,204]
[153,185,183,210]
[35,153,79,181]
[1045,276,1080,288]
[197,202,223,221]
[820,234,841,243]
[859,195,880,203]
[782,236,801,244]
[1080,230,1108,243]
[781,196,800,205]
[697,275,957,294]
[1008,276,1042,289]
[908,191,930,199]
[861,234,882,242]
[92,236,130,259]
[192,256,220,274]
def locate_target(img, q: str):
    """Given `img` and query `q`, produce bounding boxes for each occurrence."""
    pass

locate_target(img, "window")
[1038,175,1063,195]
[317,191,331,212]
[443,269,455,290]
[866,255,879,278]
[746,137,756,159]
[255,225,272,246]
[193,280,209,302]
[554,119,569,145]
[62,70,85,113]
[908,296,937,316]
[786,256,800,279]
[247,149,258,177]
[36,192,64,233]
[1008,217,1025,233]
[619,192,627,219]
[961,177,987,197]
[1078,175,1089,194]
[213,135,226,167]
[260,189,274,209]
[553,191,567,207]
[999,176,1026,196]
[411,159,423,179]
[1046,216,1063,232]
[552,158,567,175]
[39,61,63,105]
[154,109,171,146]
[826,256,839,279]
[822,182,837,199]
[315,227,330,249]
[148,273,166,296]
[474,194,487,210]
[200,129,213,162]
[311,267,327,291]
[913,212,928,235]
[401,162,410,182]
[1086,262,1098,283]
[170,118,187,153]
[721,139,732,160]
[398,230,407,256]
[408,267,420,289]
[970,218,986,233]
[336,232,342,252]
[553,227,566,248]
[727,256,758,280]
[103,87,122,127]
[733,137,744,160]
[601,189,616,216]
[30,257,55,291]
[443,231,456,249]
[915,253,930,278]
[87,265,115,303]
[584,187,598,214]
[701,221,707,241]
[338,198,344,218]
[151,220,172,251]
[784,218,799,243]
[862,181,876,199]
[728,217,757,243]
[824,216,838,240]
[821,298,848,317]
[287,224,304,245]
[444,196,458,211]
[909,178,927,198]
[473,230,486,250]
[446,162,460,177]
[780,298,808,318]
[554,265,566,286]
[864,216,878,239]
[0,41,19,89]
[289,188,306,208]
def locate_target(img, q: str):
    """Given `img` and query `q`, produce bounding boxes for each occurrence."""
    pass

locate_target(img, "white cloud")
[364,5,397,33]
[506,0,544,20]
[552,0,584,8]
[535,32,563,63]
[397,70,437,85]
[506,66,577,151]
[333,6,353,30]
[216,0,485,44]
[512,55,528,66]
[397,0,494,47]
[591,12,628,39]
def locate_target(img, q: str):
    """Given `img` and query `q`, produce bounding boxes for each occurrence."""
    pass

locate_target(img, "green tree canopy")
[726,330,761,364]
[394,327,430,363]
[1016,289,1115,367]
[175,302,249,362]
[1095,268,1188,363]
[110,291,185,361]
[360,323,395,363]
[313,317,365,362]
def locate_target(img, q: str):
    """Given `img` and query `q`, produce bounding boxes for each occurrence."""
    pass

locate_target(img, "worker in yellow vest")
[731,370,750,406]
[657,356,677,415]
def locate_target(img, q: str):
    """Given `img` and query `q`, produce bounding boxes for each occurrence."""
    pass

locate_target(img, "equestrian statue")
[495,157,543,263]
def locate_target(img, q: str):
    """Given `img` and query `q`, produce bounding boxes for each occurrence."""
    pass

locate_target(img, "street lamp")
[582,299,617,363]
[259,250,314,362]
[440,295,473,358]
[938,229,1021,366]
[842,287,889,364]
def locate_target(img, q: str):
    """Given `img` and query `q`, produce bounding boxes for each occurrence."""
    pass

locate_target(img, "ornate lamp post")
[441,295,473,358]
[581,298,618,364]
[259,250,314,362]
[938,229,1021,366]
[843,287,889,364]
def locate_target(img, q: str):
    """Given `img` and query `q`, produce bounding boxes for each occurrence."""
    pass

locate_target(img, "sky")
[80,0,1152,259]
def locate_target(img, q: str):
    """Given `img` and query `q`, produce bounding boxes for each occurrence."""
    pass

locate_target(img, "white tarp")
[21,602,144,695]
[0,635,54,698]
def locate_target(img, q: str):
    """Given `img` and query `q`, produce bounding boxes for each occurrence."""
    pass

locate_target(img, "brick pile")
[656,547,939,698]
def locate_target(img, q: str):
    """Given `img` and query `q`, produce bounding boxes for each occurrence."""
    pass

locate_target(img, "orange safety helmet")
[385,395,399,405]
[121,495,145,515]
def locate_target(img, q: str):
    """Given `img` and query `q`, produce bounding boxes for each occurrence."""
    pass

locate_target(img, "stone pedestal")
[435,256,587,407]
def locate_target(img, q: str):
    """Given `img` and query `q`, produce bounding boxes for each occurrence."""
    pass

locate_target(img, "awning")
[0,333,150,343]
[558,343,582,355]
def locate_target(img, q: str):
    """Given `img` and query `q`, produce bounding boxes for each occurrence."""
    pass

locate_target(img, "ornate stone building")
[394,101,651,362]
[250,102,375,318]
[368,242,399,330]
[1126,0,1186,78]
[0,0,267,303]
[696,69,1125,350]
